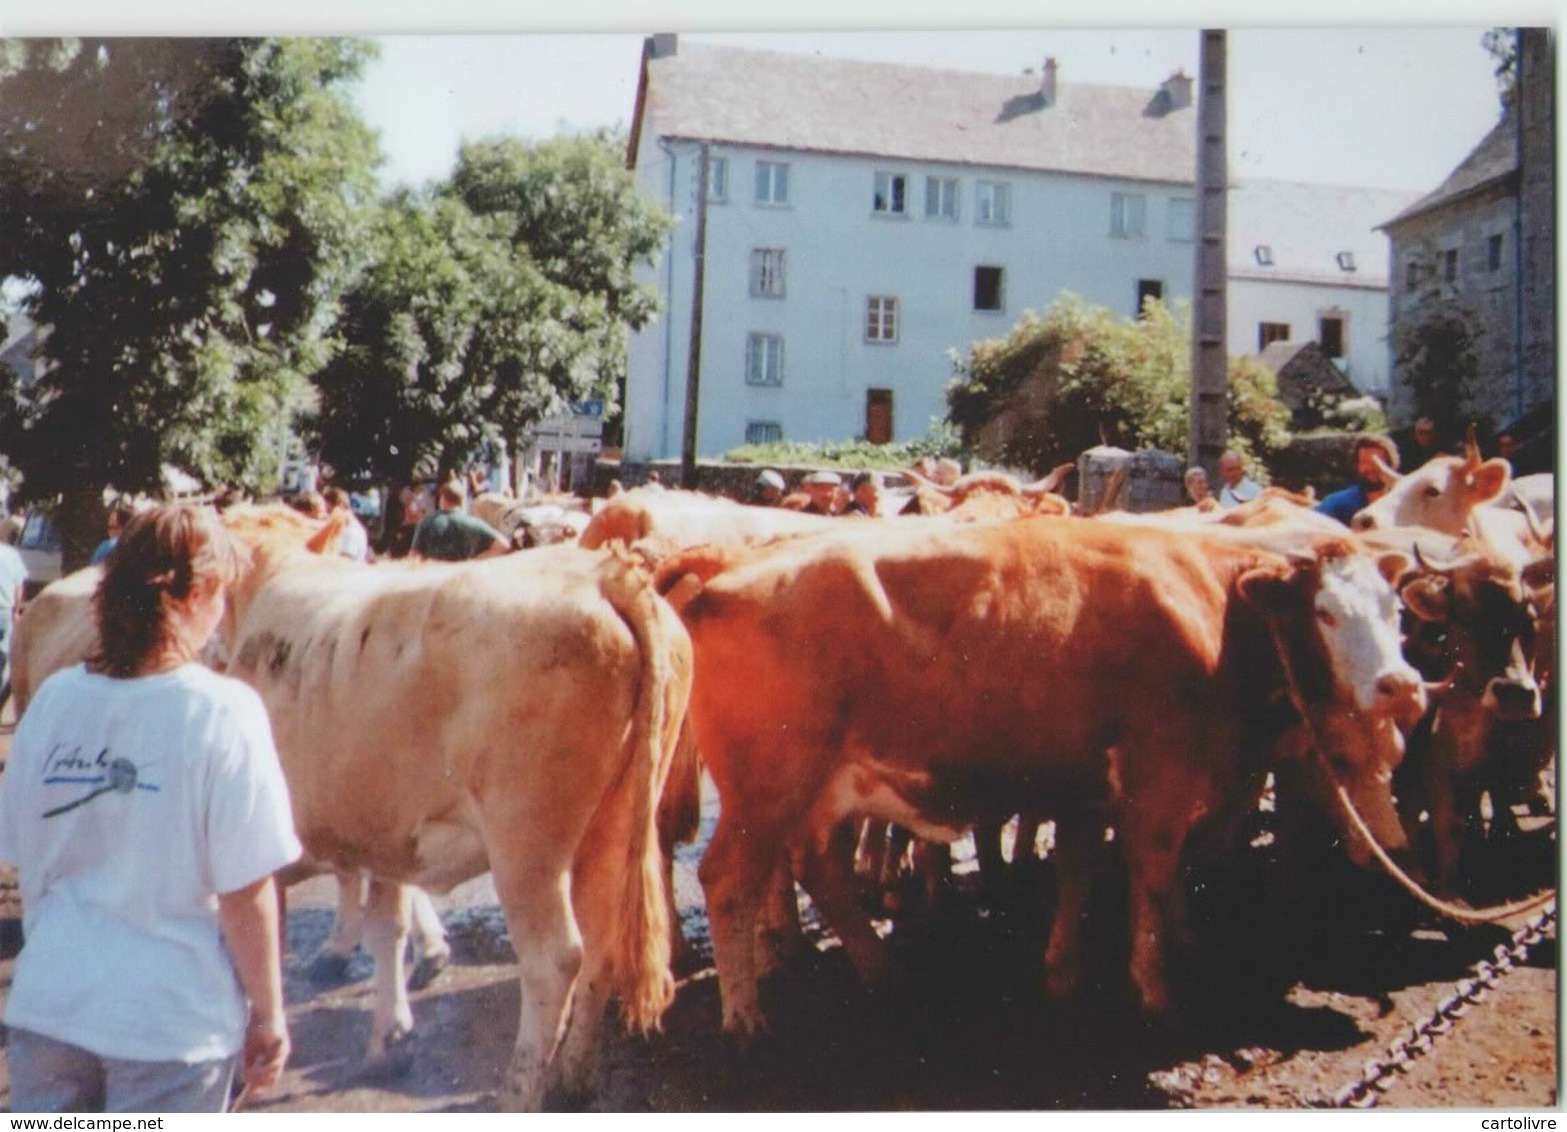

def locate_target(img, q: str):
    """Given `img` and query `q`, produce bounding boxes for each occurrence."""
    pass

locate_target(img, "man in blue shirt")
[1315,434,1401,526]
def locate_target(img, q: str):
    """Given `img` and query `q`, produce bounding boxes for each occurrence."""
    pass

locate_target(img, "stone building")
[1380,28,1554,443]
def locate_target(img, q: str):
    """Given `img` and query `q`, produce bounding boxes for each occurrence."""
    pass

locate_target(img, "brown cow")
[1396,541,1547,894]
[222,540,690,1108]
[655,517,1423,1035]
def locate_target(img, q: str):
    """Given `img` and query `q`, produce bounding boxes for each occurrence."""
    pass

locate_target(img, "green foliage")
[1394,304,1481,440]
[946,294,1291,476]
[0,38,380,501]
[723,422,964,471]
[312,133,672,483]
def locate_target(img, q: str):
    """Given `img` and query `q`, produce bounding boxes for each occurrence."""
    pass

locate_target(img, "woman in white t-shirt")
[0,504,302,1113]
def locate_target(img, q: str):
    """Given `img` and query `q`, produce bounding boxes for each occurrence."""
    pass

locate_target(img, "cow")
[653,516,1425,1035]
[1396,541,1550,896]
[1351,437,1548,569]
[11,565,102,717]
[221,537,691,1109]
[579,487,838,559]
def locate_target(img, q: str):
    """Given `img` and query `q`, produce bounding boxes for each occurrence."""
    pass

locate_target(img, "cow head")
[1400,543,1542,728]
[1237,540,1426,862]
[1351,435,1512,535]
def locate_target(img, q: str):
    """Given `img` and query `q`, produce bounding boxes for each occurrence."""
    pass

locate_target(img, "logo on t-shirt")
[40,744,160,819]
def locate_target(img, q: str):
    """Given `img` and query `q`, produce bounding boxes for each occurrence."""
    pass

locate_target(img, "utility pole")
[680,144,710,490]
[1189,30,1228,476]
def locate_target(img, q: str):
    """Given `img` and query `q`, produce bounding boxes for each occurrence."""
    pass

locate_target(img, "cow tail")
[599,554,689,1032]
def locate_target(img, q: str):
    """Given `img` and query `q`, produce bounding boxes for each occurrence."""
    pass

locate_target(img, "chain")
[1317,901,1556,1109]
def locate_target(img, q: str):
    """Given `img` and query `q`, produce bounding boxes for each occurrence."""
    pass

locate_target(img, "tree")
[946,294,1290,476]
[0,38,380,566]
[1482,27,1520,105]
[312,133,671,484]
[1393,303,1482,442]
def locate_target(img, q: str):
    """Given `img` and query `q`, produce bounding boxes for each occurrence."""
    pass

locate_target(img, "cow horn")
[1410,540,1453,576]
[1371,454,1403,483]
[1463,423,1481,467]
[1424,668,1461,698]
[1518,494,1552,548]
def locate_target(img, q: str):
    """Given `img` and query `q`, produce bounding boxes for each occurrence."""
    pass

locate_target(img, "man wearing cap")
[754,469,786,506]
[801,471,846,516]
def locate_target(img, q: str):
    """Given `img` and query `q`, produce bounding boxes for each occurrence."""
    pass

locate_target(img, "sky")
[1,0,1531,199]
[348,27,1510,196]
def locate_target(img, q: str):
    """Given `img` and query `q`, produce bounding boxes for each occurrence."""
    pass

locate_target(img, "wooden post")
[680,144,710,490]
[1189,30,1229,476]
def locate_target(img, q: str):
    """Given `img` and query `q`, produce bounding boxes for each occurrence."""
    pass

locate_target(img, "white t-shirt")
[1219,476,1262,509]
[336,513,370,562]
[0,663,302,1063]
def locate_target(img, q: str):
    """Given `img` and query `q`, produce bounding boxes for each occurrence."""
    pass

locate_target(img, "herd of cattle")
[4,438,1555,1109]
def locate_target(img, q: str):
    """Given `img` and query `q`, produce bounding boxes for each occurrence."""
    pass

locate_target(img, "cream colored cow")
[222,535,691,1109]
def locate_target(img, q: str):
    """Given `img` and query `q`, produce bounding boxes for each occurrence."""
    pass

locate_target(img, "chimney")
[1161,69,1192,110]
[1041,57,1057,105]
[649,33,678,59]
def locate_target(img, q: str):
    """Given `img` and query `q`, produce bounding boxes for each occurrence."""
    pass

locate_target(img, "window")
[1110,192,1146,238]
[1258,322,1291,351]
[1167,197,1196,242]
[1254,244,1275,266]
[745,333,783,385]
[750,248,786,298]
[865,296,899,343]
[973,266,1005,312]
[976,181,1012,226]
[1335,251,1356,272]
[745,421,783,445]
[755,161,790,206]
[1405,259,1423,291]
[1136,279,1164,317]
[866,389,894,445]
[706,157,728,202]
[1319,316,1345,359]
[925,176,958,220]
[1443,247,1459,284]
[1488,233,1505,272]
[873,172,908,215]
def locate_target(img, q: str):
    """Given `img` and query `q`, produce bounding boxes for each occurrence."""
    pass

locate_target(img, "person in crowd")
[1314,434,1401,526]
[0,505,301,1112]
[1183,467,1218,512]
[321,486,372,563]
[799,471,846,516]
[286,491,327,520]
[932,458,963,487]
[844,471,885,517]
[90,503,137,567]
[410,480,509,561]
[0,517,29,710]
[1216,451,1262,509]
[1396,416,1449,472]
[754,469,787,506]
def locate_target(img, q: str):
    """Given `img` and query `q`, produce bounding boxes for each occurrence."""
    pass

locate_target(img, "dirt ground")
[0,728,1558,1113]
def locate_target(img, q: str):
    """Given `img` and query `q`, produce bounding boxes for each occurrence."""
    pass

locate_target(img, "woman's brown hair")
[89,504,246,678]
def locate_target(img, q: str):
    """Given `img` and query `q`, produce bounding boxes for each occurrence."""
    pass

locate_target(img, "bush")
[946,294,1292,478]
[722,420,964,471]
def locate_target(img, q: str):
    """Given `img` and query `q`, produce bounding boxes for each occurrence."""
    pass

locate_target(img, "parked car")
[16,508,62,598]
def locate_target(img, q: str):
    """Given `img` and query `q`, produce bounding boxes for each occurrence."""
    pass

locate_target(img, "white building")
[624,37,1409,461]
[1227,179,1418,400]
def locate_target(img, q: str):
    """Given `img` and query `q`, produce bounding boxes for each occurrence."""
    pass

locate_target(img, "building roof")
[1257,339,1361,407]
[1381,111,1516,230]
[637,42,1196,185]
[1227,179,1419,289]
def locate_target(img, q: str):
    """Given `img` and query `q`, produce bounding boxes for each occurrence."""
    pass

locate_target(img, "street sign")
[571,398,605,419]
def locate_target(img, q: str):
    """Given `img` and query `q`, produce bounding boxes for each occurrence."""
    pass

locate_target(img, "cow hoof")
[308,951,359,986]
[408,948,452,992]
[360,1029,417,1081]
